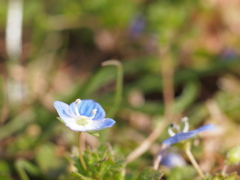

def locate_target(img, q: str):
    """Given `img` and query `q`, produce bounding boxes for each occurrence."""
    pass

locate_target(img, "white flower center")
[181,117,189,133]
[168,117,189,136]
[76,116,89,126]
[74,99,97,126]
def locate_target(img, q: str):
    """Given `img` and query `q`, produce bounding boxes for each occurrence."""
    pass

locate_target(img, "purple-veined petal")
[69,102,79,116]
[77,100,106,120]
[53,101,75,123]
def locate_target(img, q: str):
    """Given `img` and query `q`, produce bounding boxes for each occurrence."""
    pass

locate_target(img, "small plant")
[154,117,215,178]
[54,99,116,178]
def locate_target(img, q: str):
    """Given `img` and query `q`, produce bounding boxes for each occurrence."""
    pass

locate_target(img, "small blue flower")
[128,14,145,38]
[162,124,215,147]
[53,99,115,132]
[161,152,186,168]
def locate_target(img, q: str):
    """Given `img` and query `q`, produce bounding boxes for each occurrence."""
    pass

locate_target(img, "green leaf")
[57,117,66,124]
[70,172,95,180]
[137,167,163,180]
[87,131,100,137]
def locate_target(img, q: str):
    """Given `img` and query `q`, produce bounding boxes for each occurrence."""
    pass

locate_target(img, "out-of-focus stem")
[0,76,9,124]
[153,145,167,170]
[102,60,123,118]
[185,141,204,178]
[77,132,87,171]
[126,48,175,164]
[6,0,23,60]
[161,52,174,121]
[222,164,228,175]
[126,120,168,163]
[6,0,24,106]
[153,154,162,170]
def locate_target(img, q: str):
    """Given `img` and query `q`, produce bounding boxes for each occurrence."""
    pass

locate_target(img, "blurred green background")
[0,0,240,179]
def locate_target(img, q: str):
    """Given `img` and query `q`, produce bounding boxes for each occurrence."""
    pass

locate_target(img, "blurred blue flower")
[162,124,215,147]
[129,14,145,38]
[220,49,238,61]
[53,99,115,132]
[161,152,186,168]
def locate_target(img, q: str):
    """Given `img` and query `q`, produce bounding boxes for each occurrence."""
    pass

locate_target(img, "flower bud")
[226,146,240,165]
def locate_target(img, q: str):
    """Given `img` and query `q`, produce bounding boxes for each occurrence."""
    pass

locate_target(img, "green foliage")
[35,143,66,175]
[137,167,163,180]
[165,166,196,180]
[0,161,11,180]
[80,0,137,28]
[202,173,240,180]
[0,110,34,141]
[72,145,125,180]
[15,159,41,180]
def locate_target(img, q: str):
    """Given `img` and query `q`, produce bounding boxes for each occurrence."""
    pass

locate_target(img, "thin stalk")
[161,54,174,121]
[102,60,123,118]
[0,76,9,124]
[153,154,162,170]
[126,48,174,164]
[126,120,168,163]
[77,132,87,171]
[6,0,24,106]
[185,141,204,178]
[153,145,168,170]
[222,164,228,175]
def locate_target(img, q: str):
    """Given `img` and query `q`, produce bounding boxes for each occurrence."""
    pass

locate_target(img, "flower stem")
[153,154,162,170]
[102,60,123,118]
[77,132,87,171]
[185,141,204,178]
[222,164,228,175]
[126,120,168,163]
[153,146,166,170]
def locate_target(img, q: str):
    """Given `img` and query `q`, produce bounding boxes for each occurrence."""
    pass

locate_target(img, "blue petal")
[65,118,115,132]
[194,124,215,133]
[70,99,106,120]
[69,102,78,116]
[89,118,115,130]
[162,131,197,146]
[162,124,215,146]
[53,101,74,122]
[161,152,186,168]
[54,101,72,118]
